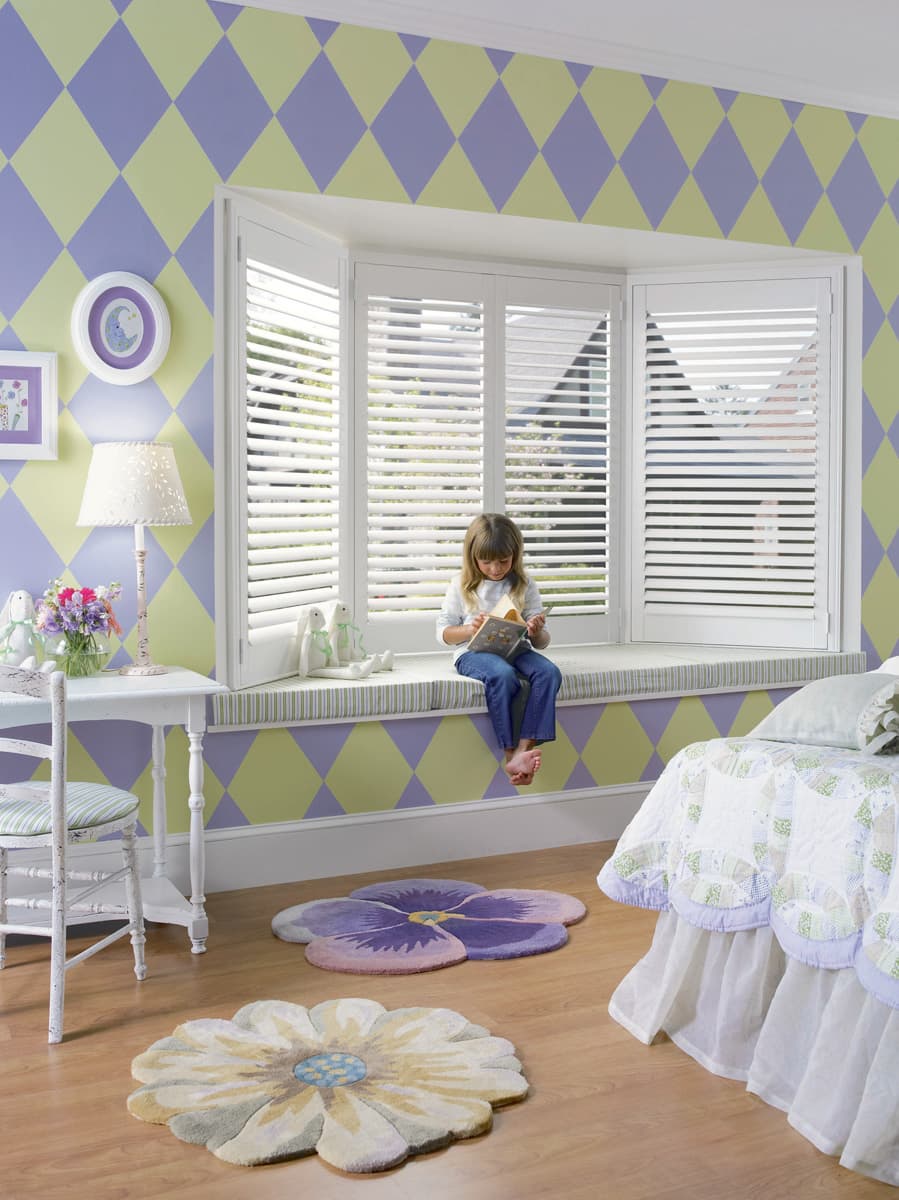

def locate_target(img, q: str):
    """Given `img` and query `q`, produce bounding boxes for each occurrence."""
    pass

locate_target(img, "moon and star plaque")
[71,272,171,385]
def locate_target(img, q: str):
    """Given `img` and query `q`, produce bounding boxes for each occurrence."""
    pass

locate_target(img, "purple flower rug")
[271,878,586,974]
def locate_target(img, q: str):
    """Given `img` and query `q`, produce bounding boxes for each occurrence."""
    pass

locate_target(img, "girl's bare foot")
[504,747,541,785]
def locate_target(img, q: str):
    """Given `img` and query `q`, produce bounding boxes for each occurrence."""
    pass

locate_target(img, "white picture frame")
[71,271,171,386]
[0,351,58,460]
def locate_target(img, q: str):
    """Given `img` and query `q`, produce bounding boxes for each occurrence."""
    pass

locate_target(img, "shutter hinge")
[619,299,625,322]
[236,236,243,264]
[238,637,245,665]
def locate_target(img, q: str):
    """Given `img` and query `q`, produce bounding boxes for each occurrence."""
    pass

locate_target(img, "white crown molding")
[217,0,899,119]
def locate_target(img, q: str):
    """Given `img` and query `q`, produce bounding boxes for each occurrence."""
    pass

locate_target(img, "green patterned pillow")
[750,672,899,753]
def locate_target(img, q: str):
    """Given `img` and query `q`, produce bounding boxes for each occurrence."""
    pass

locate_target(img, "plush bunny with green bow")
[0,590,40,666]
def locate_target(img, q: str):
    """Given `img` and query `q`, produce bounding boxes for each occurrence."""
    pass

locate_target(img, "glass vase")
[49,632,112,678]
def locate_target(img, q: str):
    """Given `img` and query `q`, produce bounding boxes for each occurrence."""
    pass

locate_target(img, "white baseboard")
[9,784,648,898]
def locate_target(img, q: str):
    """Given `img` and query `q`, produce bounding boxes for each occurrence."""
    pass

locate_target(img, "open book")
[467,597,533,658]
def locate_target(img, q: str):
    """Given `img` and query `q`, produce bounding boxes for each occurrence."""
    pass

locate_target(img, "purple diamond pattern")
[305,784,346,819]
[619,108,689,228]
[0,166,62,317]
[485,48,514,74]
[889,530,899,576]
[68,374,172,443]
[642,75,667,100]
[862,511,884,590]
[382,715,442,768]
[640,752,665,782]
[629,697,680,744]
[693,118,757,235]
[69,23,169,168]
[564,761,596,789]
[397,776,436,808]
[399,33,429,60]
[69,526,173,636]
[862,392,886,472]
[543,95,615,219]
[207,1,241,30]
[68,177,170,283]
[176,516,215,619]
[177,204,214,313]
[714,87,738,112]
[289,723,354,776]
[0,491,65,595]
[109,0,132,13]
[889,296,899,341]
[177,40,271,179]
[890,410,899,458]
[0,6,62,157]
[371,69,454,201]
[888,180,899,223]
[847,111,868,133]
[207,792,251,829]
[566,61,591,88]
[782,99,804,122]
[278,53,366,190]
[460,82,538,210]
[203,729,259,788]
[177,358,215,465]
[701,692,746,735]
[828,141,885,250]
[761,129,822,242]
[863,275,885,353]
[307,18,339,45]
[69,721,150,790]
[557,704,603,754]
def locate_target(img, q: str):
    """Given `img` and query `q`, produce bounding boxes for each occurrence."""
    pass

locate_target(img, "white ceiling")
[221,0,899,119]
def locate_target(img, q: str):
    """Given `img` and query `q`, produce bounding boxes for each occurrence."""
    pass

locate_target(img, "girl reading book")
[436,513,561,787]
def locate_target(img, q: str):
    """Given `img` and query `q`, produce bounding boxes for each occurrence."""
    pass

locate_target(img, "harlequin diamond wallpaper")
[0,0,896,833]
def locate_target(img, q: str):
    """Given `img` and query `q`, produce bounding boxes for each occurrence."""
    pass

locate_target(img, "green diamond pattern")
[0,4,897,827]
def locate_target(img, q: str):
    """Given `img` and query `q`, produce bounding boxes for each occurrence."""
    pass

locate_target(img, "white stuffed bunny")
[0,590,39,666]
[319,599,394,672]
[297,604,375,680]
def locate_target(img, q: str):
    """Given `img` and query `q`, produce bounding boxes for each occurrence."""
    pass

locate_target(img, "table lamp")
[77,441,191,676]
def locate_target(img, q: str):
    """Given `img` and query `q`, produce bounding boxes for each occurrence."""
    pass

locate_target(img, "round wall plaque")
[71,272,171,385]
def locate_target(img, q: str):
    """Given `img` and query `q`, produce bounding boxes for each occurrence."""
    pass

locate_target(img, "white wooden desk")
[0,667,225,954]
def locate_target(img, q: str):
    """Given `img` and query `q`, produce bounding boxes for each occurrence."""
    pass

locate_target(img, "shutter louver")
[245,256,341,643]
[365,290,485,618]
[633,278,831,648]
[505,303,611,616]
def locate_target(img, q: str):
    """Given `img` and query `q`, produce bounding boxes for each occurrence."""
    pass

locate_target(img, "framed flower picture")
[70,271,171,386]
[0,351,58,460]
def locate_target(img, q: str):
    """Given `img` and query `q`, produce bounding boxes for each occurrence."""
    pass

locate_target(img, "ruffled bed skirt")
[610,910,899,1186]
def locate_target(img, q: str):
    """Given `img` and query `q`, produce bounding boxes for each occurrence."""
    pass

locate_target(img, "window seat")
[209,644,866,731]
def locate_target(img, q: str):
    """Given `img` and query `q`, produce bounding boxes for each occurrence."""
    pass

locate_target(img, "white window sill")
[209,644,866,731]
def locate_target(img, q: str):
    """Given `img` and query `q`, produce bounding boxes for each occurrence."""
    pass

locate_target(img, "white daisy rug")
[127,998,529,1171]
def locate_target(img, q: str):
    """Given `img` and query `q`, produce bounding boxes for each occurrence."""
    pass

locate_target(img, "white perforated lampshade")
[77,441,191,527]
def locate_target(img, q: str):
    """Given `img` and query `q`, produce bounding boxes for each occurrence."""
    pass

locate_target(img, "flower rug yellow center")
[128,997,528,1172]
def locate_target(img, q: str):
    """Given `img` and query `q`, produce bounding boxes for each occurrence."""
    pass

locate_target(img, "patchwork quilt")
[597,738,899,1007]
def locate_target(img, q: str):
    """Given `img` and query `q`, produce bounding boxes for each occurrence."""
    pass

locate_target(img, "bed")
[597,711,899,1186]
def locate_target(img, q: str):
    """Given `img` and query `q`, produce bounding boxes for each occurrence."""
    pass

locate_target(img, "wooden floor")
[1,841,893,1200]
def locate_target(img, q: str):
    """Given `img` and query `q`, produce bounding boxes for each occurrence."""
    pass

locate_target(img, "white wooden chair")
[0,663,146,1043]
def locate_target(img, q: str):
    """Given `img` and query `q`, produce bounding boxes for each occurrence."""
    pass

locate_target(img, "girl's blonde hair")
[460,513,528,609]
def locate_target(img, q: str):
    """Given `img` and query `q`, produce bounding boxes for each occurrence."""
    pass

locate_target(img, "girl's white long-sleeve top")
[435,574,544,663]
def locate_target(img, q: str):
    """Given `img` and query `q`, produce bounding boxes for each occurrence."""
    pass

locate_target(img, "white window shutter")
[630,275,834,649]
[227,215,345,687]
[502,277,618,644]
[355,264,487,652]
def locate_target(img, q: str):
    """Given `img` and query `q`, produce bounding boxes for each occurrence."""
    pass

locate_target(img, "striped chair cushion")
[0,781,139,837]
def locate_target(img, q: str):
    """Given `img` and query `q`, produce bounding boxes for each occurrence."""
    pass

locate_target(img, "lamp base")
[119,662,167,677]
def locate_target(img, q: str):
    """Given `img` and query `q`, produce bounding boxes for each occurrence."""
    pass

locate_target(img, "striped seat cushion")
[0,781,139,837]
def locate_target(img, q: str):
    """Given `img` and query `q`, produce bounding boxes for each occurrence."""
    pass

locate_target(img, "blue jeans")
[456,649,562,750]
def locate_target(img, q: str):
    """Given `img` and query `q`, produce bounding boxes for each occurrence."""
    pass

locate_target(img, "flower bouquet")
[35,580,123,678]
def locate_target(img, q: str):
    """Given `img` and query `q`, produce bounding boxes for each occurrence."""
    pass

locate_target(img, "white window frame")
[625,260,860,653]
[215,190,861,688]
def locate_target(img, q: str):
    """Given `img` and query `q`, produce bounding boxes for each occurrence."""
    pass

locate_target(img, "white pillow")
[749,672,899,753]
[879,656,899,677]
